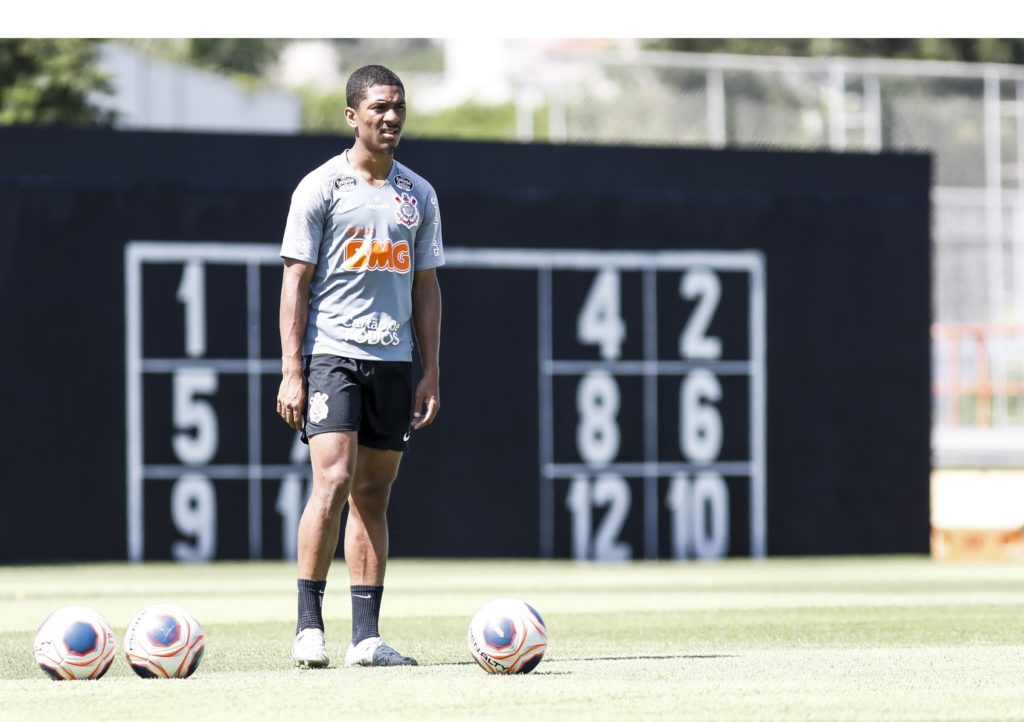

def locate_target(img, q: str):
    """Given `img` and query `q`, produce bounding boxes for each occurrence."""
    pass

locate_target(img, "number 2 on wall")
[679,269,722,360]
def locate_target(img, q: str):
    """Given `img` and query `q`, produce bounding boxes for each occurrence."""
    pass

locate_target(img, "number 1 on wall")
[176,260,207,358]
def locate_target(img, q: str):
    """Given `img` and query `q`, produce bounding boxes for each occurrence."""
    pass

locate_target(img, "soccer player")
[276,64,444,668]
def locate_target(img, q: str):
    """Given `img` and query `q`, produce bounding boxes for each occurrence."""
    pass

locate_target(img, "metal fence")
[521,50,1024,428]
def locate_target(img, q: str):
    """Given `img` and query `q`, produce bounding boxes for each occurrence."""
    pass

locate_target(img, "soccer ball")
[467,598,547,674]
[33,605,117,681]
[124,603,205,679]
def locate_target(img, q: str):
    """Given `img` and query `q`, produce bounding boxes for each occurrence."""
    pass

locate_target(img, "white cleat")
[292,628,330,669]
[344,636,418,667]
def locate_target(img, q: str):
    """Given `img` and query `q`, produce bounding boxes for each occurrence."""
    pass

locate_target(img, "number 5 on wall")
[171,368,219,466]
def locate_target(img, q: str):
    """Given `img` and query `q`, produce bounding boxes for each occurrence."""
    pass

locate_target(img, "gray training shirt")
[280,151,445,362]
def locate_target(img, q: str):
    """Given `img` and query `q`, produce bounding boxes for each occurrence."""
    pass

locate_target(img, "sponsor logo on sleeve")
[334,175,357,192]
[393,174,414,192]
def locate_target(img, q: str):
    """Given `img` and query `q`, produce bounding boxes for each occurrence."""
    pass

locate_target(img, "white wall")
[93,43,302,134]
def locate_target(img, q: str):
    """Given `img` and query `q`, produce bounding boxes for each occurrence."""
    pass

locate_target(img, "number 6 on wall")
[679,369,723,463]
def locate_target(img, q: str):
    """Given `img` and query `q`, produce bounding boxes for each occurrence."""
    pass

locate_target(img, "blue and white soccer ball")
[467,597,548,674]
[33,605,117,680]
[124,603,205,679]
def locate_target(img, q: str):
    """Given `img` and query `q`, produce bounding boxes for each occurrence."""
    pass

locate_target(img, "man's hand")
[278,259,314,431]
[277,364,306,431]
[411,371,440,429]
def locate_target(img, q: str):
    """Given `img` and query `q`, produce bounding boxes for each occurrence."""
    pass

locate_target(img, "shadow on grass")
[435,653,735,668]
[563,654,737,662]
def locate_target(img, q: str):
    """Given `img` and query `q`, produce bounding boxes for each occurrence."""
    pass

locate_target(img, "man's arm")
[411,268,442,429]
[277,258,316,430]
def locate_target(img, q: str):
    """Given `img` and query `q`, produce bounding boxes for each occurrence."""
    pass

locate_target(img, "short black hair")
[346,65,405,108]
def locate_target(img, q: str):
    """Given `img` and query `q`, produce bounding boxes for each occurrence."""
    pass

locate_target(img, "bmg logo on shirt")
[341,239,411,273]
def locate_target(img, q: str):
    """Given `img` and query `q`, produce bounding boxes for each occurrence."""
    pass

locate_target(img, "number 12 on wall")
[565,474,730,561]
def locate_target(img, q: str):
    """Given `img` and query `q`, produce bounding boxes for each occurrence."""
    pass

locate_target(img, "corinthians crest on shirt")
[395,192,420,228]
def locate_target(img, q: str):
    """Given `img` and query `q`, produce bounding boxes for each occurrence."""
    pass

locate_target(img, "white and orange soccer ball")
[467,598,548,674]
[124,603,205,679]
[33,605,117,680]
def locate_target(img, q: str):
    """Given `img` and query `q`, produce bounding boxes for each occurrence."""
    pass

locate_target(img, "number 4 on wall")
[577,269,626,360]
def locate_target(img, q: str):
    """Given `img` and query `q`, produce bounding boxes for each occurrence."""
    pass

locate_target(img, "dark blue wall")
[0,127,931,561]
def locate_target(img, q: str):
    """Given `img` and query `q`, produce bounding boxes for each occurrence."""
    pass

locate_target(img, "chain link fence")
[527,50,1024,428]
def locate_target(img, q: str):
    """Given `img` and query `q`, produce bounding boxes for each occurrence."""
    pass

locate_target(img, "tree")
[647,39,1024,65]
[186,39,284,77]
[298,86,549,142]
[0,39,114,125]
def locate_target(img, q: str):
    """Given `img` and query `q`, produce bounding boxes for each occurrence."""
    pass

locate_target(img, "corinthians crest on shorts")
[395,192,419,228]
[308,392,329,424]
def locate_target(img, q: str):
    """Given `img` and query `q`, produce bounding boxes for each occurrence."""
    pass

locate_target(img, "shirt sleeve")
[414,187,445,271]
[280,176,326,264]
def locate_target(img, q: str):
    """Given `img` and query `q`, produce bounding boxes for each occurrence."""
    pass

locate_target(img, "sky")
[5,0,1020,40]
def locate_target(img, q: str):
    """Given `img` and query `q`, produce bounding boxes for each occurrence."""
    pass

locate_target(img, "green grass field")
[2,557,1024,721]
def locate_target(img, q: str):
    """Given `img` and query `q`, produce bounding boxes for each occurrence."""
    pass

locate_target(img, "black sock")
[351,585,383,644]
[297,579,327,634]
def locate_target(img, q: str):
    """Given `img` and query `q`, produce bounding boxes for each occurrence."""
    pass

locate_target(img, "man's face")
[347,84,406,155]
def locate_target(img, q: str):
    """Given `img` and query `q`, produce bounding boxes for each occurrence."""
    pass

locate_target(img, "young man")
[277,64,443,668]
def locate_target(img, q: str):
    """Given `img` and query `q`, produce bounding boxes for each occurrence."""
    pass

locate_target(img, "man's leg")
[292,431,357,668]
[342,446,417,666]
[345,446,401,585]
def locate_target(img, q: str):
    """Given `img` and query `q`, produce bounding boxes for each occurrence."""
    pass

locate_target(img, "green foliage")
[119,38,190,64]
[296,86,348,133]
[405,101,519,142]
[648,38,1024,64]
[332,39,444,75]
[0,39,114,125]
[120,39,283,83]
[187,39,285,76]
[298,86,548,142]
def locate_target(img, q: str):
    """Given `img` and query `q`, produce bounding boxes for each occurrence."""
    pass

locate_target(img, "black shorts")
[302,355,413,451]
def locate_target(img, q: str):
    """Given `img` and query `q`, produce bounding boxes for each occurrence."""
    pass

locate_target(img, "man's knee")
[349,448,402,512]
[356,448,402,484]
[350,473,394,509]
[308,466,351,516]
[309,432,358,513]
